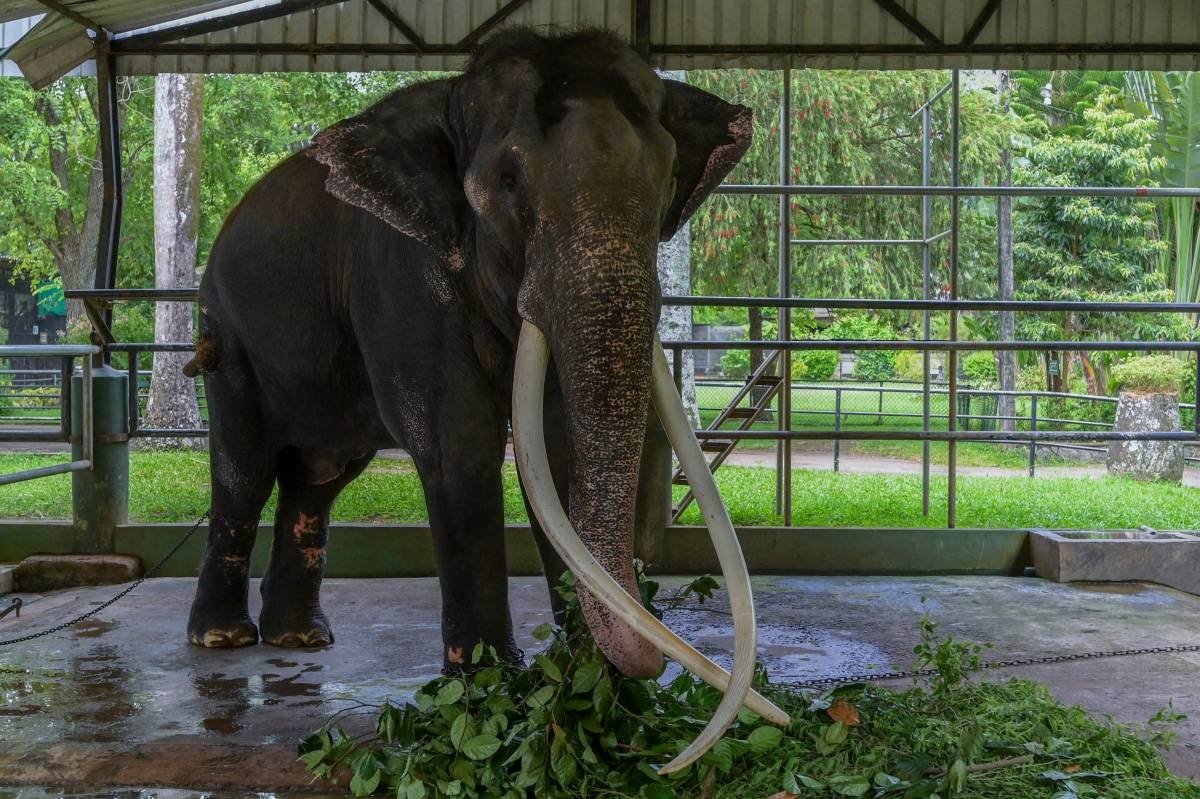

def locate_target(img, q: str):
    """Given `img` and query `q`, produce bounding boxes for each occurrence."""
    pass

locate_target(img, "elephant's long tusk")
[511,321,790,776]
[647,338,787,772]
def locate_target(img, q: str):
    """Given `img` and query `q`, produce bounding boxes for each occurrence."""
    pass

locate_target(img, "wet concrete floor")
[1,576,1199,791]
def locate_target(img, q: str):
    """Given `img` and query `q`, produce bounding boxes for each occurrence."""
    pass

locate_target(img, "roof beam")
[961,0,1003,47]
[455,0,531,50]
[871,0,942,47]
[113,0,344,49]
[653,41,1200,57]
[364,0,425,52]
[34,0,101,33]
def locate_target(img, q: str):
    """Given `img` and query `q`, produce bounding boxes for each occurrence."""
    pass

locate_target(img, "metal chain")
[786,641,1200,692]
[0,510,210,647]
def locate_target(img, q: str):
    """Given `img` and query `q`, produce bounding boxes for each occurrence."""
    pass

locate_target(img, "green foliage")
[1014,89,1180,347]
[961,352,999,389]
[1126,72,1200,314]
[825,314,900,382]
[893,351,926,381]
[687,69,1006,304]
[717,348,750,379]
[911,601,991,699]
[300,574,788,799]
[1110,355,1191,393]
[299,574,1197,799]
[798,349,839,381]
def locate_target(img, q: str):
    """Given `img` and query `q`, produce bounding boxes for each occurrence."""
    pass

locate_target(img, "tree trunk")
[35,94,104,339]
[145,74,204,446]
[996,70,1017,432]
[654,70,699,428]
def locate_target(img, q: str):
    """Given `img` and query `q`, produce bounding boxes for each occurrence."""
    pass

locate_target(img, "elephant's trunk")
[547,245,662,678]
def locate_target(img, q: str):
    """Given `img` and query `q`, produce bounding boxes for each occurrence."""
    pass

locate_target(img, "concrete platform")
[1,576,1198,791]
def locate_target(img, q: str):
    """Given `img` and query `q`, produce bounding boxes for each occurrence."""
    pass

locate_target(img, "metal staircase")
[671,349,782,522]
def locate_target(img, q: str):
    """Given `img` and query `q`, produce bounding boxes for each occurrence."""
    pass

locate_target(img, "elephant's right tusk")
[647,339,788,772]
[511,320,789,774]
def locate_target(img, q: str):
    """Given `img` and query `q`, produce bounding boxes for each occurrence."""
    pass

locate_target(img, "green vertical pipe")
[634,409,672,569]
[71,364,129,553]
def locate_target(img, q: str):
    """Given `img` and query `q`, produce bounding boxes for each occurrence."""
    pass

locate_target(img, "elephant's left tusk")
[648,338,787,772]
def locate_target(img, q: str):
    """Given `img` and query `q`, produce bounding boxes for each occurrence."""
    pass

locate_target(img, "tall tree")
[0,79,106,336]
[1014,89,1175,393]
[1125,72,1200,321]
[144,74,204,442]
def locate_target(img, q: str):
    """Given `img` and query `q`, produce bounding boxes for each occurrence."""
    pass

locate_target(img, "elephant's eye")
[499,171,517,191]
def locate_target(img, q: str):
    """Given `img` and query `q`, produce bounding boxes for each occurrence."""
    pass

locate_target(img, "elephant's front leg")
[420,449,519,672]
[259,450,374,647]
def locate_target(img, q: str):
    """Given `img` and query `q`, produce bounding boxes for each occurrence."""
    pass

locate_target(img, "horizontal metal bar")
[926,229,953,245]
[787,236,926,245]
[0,345,99,357]
[792,237,926,246]
[663,296,1200,313]
[111,42,449,57]
[107,343,194,353]
[0,459,90,486]
[64,288,199,302]
[694,430,1200,443]
[715,184,1200,199]
[113,0,344,48]
[130,429,209,438]
[670,339,1200,352]
[651,42,1200,57]
[0,430,69,443]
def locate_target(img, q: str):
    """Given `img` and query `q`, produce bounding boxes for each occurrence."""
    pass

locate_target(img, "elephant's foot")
[260,605,334,648]
[440,639,524,674]
[187,606,259,648]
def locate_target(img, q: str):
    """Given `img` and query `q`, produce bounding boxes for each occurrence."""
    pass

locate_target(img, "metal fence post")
[834,387,842,472]
[877,381,884,425]
[1028,394,1039,478]
[71,361,129,553]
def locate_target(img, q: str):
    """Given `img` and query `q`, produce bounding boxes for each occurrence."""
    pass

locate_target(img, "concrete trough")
[1030,528,1200,595]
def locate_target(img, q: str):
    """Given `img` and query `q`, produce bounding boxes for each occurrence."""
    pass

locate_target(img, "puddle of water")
[71,620,117,639]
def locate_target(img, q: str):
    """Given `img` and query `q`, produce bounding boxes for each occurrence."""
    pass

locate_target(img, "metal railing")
[0,344,99,486]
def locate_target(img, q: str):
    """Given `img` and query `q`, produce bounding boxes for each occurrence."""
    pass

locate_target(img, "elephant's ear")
[658,80,753,241]
[309,79,469,270]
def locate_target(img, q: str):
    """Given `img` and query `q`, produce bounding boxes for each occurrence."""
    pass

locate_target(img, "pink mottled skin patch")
[299,547,326,570]
[447,646,465,664]
[681,107,754,223]
[292,512,321,543]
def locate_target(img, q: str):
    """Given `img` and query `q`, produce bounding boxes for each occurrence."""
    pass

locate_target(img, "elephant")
[184,27,787,769]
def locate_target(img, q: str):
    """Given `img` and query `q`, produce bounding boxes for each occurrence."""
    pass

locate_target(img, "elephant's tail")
[182,334,219,378]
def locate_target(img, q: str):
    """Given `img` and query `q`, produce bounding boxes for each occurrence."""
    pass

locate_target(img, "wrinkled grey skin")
[187,29,750,677]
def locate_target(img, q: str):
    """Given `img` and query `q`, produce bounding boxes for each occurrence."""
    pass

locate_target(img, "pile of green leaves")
[299,576,1196,799]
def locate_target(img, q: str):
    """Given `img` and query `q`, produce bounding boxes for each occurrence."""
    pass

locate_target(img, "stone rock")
[15,554,142,593]
[0,565,12,596]
[1106,390,1184,483]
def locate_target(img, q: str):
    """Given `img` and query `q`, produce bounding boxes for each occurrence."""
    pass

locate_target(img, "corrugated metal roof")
[1,16,93,77]
[4,0,1200,88]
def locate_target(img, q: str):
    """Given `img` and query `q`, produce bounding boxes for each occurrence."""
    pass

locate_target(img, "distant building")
[0,260,67,373]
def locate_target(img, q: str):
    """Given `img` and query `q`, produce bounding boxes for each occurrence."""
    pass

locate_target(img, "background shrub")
[1110,355,1190,393]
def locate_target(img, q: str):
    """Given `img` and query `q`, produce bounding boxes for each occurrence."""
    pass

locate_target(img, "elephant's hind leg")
[188,353,276,648]
[259,449,374,647]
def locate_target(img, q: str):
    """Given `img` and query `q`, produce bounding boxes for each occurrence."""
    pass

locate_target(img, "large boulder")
[1106,390,1184,483]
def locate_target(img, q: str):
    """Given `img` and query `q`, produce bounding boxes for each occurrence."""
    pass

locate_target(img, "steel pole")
[776,67,793,525]
[921,104,933,517]
[93,39,123,354]
[948,70,961,529]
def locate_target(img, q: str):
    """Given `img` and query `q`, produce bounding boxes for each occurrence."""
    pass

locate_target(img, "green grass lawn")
[3,452,1198,530]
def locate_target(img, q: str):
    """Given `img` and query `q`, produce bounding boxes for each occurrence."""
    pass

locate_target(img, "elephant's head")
[309,29,785,770]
